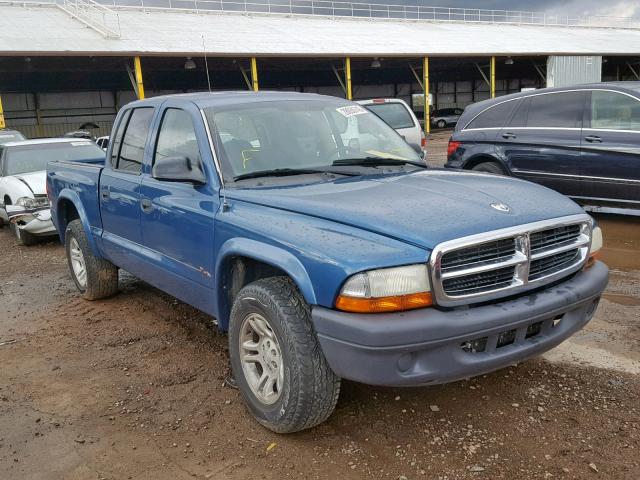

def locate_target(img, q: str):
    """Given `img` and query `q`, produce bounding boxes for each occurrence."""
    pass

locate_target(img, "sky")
[376,0,639,18]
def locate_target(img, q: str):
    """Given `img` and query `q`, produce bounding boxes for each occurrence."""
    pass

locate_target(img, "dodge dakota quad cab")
[47,92,609,433]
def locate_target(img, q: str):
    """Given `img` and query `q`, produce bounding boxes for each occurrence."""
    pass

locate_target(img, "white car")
[96,136,110,151]
[0,138,105,245]
[357,98,426,155]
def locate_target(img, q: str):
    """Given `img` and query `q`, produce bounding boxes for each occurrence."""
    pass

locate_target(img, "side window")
[109,109,131,169]
[526,91,584,128]
[154,109,202,168]
[116,107,154,174]
[590,90,640,131]
[465,100,517,130]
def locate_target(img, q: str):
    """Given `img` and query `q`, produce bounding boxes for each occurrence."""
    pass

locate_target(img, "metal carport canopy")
[1,3,640,57]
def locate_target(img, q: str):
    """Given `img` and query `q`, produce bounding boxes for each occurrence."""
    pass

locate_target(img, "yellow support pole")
[134,56,145,100]
[250,57,259,92]
[0,94,5,129]
[345,57,352,100]
[423,57,430,135]
[490,56,496,99]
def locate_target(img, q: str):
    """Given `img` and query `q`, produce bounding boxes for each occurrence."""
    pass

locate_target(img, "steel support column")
[0,94,5,129]
[251,57,259,92]
[134,56,145,100]
[423,57,430,135]
[490,56,496,98]
[345,57,352,100]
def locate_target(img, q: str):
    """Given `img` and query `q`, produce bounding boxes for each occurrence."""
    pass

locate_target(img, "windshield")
[0,131,26,145]
[204,99,422,182]
[364,102,415,129]
[5,141,105,175]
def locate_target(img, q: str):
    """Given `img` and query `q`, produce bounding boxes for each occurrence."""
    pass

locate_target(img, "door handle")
[140,198,153,213]
[502,132,517,139]
[100,188,110,200]
[584,135,602,143]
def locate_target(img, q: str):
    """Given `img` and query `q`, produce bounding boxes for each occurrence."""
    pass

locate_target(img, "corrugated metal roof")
[2,3,640,57]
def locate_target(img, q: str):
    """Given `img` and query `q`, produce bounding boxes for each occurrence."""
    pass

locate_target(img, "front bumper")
[11,208,56,236]
[312,261,608,386]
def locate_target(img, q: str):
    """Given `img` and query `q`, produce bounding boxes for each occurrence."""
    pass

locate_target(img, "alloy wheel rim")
[69,237,87,288]
[239,312,284,405]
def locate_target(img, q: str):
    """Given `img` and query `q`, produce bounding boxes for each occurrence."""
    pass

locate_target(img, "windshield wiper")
[332,157,427,169]
[233,168,357,182]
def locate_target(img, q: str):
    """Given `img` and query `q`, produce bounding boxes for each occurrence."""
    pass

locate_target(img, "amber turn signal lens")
[584,251,601,270]
[335,292,433,313]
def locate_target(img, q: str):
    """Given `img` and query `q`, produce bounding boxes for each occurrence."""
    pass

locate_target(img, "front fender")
[56,189,100,256]
[216,237,317,304]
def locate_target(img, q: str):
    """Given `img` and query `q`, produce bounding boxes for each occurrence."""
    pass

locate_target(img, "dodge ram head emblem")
[490,202,511,212]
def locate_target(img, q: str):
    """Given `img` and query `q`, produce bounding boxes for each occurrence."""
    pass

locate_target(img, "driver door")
[139,106,217,296]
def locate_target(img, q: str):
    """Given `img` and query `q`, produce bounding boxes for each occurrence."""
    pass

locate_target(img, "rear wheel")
[437,120,446,128]
[229,277,341,433]
[65,219,119,300]
[10,222,37,246]
[472,161,505,175]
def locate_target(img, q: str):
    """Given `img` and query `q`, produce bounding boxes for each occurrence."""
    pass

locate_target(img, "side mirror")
[152,156,206,184]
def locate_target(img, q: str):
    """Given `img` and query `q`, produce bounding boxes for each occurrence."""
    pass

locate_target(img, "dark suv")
[446,82,640,213]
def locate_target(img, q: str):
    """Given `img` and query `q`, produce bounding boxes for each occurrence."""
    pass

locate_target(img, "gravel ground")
[0,146,639,479]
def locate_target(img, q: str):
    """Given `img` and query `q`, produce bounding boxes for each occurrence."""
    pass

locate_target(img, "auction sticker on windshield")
[336,105,368,117]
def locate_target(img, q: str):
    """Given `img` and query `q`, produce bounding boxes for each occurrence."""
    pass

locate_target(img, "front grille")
[432,216,591,306]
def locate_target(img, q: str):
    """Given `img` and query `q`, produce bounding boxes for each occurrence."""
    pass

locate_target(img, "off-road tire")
[65,219,119,300]
[10,222,37,246]
[472,161,505,175]
[229,276,341,433]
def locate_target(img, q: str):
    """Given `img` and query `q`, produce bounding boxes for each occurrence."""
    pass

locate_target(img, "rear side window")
[114,107,154,174]
[154,109,202,167]
[526,91,584,128]
[365,103,415,129]
[465,100,517,130]
[109,109,131,169]
[589,90,640,131]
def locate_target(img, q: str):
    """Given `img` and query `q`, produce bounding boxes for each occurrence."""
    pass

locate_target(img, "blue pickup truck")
[47,92,609,433]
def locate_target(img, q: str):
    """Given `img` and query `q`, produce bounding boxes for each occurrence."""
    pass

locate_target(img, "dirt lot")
[1,170,639,479]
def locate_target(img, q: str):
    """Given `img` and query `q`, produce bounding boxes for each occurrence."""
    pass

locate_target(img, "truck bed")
[47,159,104,237]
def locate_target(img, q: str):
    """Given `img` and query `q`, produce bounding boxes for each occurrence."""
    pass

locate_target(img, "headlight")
[15,196,49,209]
[335,264,432,313]
[585,226,603,269]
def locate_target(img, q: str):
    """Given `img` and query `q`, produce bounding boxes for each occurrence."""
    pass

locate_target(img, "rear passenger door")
[580,89,640,204]
[499,90,586,197]
[100,107,154,262]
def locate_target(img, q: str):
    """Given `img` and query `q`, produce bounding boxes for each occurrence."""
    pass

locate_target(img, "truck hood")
[11,170,46,196]
[228,170,586,250]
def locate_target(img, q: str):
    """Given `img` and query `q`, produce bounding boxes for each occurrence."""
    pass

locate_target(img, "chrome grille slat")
[530,224,581,252]
[430,214,592,307]
[530,234,589,260]
[441,252,527,279]
[441,238,516,272]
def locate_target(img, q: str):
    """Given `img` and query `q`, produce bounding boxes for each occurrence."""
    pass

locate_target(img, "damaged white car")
[0,138,105,245]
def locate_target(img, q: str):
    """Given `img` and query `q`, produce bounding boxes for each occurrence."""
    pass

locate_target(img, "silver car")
[431,108,464,128]
[357,98,425,155]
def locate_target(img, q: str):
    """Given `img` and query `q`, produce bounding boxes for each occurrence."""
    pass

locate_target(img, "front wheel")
[10,222,37,246]
[229,277,341,433]
[437,120,447,128]
[65,219,119,300]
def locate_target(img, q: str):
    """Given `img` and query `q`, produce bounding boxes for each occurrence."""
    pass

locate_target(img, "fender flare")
[56,189,100,255]
[215,238,317,325]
